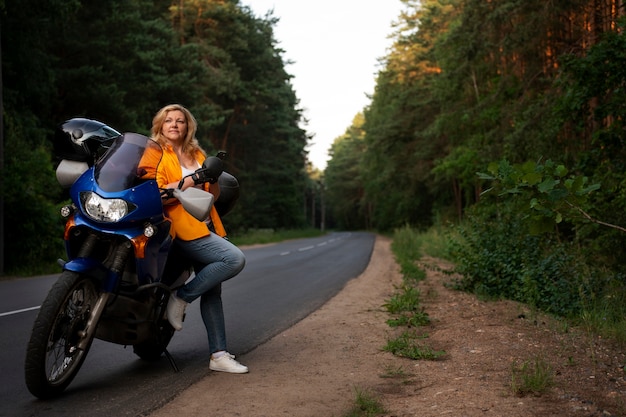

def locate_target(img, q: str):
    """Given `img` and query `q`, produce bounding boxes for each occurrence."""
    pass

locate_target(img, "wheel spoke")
[43,280,97,384]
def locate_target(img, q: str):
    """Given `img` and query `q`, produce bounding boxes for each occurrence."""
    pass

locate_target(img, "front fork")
[73,231,133,350]
[77,293,111,350]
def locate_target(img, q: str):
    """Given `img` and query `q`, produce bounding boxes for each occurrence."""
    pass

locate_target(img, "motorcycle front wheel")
[24,271,99,399]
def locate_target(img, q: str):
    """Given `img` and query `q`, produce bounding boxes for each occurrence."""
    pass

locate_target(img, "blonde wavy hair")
[150,104,205,157]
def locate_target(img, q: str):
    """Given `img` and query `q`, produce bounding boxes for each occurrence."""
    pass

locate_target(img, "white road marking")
[0,306,40,317]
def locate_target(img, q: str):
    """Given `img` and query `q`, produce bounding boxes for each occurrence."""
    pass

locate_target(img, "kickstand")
[164,348,180,372]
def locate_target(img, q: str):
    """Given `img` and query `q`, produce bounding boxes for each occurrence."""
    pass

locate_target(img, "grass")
[383,285,422,314]
[386,311,430,328]
[379,365,411,379]
[5,258,64,278]
[510,356,554,396]
[391,225,426,283]
[383,330,446,360]
[342,388,386,417]
[382,226,445,360]
[393,223,456,259]
[229,228,326,246]
[580,298,626,347]
[384,285,431,328]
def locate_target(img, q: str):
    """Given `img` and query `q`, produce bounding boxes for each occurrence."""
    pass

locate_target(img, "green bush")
[448,204,589,317]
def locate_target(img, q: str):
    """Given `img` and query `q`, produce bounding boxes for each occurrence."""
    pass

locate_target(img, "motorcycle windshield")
[94,133,163,192]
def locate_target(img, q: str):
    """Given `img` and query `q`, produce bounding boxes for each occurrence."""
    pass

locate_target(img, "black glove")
[191,168,210,185]
[192,156,223,184]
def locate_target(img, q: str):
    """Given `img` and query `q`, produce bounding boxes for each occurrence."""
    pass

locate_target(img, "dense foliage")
[0,0,311,273]
[324,0,626,321]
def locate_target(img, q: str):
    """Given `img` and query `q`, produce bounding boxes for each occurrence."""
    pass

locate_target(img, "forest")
[0,0,313,274]
[325,0,626,329]
[2,0,626,330]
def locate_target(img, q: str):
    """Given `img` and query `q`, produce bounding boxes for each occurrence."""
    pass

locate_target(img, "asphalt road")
[0,231,375,417]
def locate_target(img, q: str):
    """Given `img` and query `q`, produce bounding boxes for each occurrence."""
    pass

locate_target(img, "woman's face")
[161,110,187,144]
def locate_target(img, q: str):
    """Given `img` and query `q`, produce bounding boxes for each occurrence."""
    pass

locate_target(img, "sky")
[244,1,405,169]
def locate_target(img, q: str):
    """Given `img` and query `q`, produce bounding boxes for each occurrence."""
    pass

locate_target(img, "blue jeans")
[174,233,246,353]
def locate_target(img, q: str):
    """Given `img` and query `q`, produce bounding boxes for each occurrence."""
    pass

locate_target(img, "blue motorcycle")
[24,118,238,399]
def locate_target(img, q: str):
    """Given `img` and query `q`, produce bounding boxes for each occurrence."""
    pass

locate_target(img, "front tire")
[24,271,99,399]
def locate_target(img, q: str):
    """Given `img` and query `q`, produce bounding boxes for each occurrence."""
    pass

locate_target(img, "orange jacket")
[156,144,226,240]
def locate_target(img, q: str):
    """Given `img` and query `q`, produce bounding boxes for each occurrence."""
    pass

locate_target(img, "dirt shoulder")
[147,235,626,417]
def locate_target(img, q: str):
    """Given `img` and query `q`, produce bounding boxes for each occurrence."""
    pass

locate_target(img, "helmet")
[214,172,240,216]
[53,118,121,163]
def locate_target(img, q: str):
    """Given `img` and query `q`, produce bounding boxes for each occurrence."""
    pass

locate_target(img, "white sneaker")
[209,352,249,374]
[166,293,187,331]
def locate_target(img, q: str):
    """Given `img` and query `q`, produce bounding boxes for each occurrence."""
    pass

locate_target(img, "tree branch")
[565,201,626,233]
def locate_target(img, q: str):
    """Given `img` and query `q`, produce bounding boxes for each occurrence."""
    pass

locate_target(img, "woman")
[151,104,248,374]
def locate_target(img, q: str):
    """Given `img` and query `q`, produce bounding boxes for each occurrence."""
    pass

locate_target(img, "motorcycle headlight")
[80,191,135,222]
